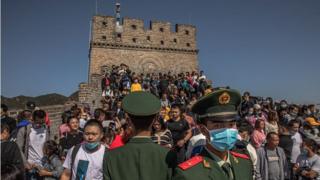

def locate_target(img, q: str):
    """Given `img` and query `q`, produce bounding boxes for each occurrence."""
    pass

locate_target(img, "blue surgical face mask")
[209,128,238,152]
[84,142,100,151]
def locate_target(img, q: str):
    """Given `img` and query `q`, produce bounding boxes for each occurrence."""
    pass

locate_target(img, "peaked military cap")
[122,91,161,116]
[191,89,241,122]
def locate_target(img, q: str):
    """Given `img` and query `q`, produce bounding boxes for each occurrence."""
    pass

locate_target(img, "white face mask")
[306,110,312,115]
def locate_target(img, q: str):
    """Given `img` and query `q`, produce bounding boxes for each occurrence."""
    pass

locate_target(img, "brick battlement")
[92,15,197,50]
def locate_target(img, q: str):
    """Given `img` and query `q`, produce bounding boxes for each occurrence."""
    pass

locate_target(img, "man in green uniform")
[103,91,176,180]
[173,89,253,180]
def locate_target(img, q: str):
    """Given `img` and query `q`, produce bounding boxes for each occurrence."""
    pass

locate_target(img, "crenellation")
[91,15,197,50]
[82,15,199,108]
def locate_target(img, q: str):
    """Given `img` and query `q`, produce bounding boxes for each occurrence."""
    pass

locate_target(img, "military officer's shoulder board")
[178,155,203,170]
[230,151,250,160]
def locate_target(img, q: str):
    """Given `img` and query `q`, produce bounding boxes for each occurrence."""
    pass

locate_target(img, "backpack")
[10,126,27,145]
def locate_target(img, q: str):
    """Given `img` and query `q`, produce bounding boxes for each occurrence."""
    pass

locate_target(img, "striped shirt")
[151,129,173,148]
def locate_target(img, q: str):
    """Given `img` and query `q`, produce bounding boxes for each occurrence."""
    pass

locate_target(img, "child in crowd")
[37,140,63,180]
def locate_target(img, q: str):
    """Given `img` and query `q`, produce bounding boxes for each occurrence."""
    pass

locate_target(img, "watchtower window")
[159,27,164,32]
[102,21,107,26]
[160,41,164,45]
[186,43,190,47]
[131,25,137,30]
[185,30,189,35]
[102,36,107,40]
[117,33,122,38]
[173,38,177,43]
[132,38,137,43]
[147,36,151,41]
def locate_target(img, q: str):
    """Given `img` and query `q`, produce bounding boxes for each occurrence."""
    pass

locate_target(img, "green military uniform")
[173,89,253,180]
[103,92,176,180]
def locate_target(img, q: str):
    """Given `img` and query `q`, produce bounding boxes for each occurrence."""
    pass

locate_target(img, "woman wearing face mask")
[173,89,253,180]
[293,138,320,180]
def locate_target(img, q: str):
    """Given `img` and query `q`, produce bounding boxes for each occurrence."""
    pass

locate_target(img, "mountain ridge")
[1,92,79,110]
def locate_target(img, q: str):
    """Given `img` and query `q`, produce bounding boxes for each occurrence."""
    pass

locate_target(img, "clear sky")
[2,0,320,104]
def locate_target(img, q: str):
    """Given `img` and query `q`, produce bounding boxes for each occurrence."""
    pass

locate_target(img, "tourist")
[278,122,294,170]
[58,111,71,138]
[265,110,279,135]
[1,104,17,136]
[59,116,83,159]
[94,108,106,125]
[38,140,63,180]
[256,132,288,180]
[294,138,320,180]
[130,77,142,92]
[16,110,50,179]
[289,119,303,165]
[1,123,24,171]
[251,119,266,149]
[1,164,25,180]
[151,118,173,148]
[61,119,107,180]
[235,121,257,178]
[166,104,192,163]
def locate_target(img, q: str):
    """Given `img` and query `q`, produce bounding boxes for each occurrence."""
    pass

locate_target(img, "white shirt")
[27,127,47,165]
[291,132,303,163]
[63,145,105,180]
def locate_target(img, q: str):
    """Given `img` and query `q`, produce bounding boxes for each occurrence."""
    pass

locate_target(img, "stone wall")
[89,48,198,76]
[78,74,102,110]
[89,15,199,78]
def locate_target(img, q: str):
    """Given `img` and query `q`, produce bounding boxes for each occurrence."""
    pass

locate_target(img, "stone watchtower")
[79,13,199,108]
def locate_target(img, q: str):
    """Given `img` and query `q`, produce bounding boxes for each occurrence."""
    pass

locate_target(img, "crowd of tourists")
[1,64,320,180]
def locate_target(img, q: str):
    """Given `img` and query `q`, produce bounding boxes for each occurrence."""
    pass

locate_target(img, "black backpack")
[10,126,27,144]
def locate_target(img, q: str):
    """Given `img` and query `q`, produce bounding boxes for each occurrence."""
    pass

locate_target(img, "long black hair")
[151,117,167,134]
[43,140,59,157]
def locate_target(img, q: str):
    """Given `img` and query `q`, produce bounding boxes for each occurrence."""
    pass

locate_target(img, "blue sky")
[2,0,320,104]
